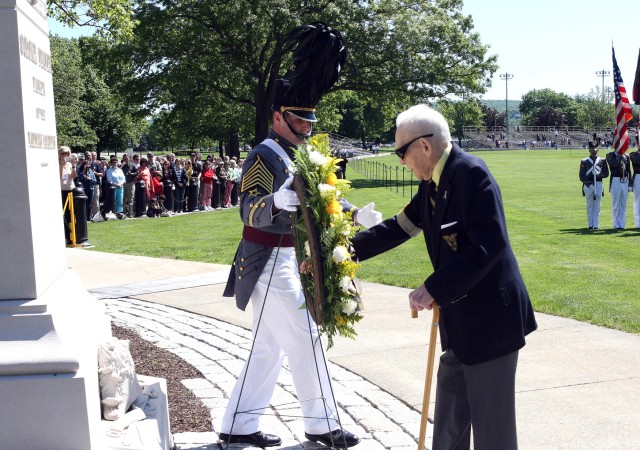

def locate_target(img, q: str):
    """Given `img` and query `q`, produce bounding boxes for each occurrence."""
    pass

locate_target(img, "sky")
[461,0,640,100]
[49,0,640,101]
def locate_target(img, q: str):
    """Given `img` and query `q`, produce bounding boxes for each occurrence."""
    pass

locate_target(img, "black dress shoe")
[218,431,281,447]
[305,429,360,448]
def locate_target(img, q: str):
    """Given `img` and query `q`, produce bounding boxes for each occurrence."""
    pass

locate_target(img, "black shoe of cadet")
[305,429,360,448]
[218,431,281,447]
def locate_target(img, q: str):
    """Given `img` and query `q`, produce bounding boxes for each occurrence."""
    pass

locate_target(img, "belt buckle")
[621,177,628,183]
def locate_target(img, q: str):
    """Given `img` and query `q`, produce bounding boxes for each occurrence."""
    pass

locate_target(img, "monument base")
[0,268,111,449]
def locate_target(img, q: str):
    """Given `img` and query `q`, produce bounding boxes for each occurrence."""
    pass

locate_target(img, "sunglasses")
[395,134,433,159]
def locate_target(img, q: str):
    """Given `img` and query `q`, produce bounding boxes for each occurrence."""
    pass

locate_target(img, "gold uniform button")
[241,258,245,262]
[284,169,289,174]
[238,275,243,280]
[240,267,244,271]
[261,203,266,208]
[249,203,254,208]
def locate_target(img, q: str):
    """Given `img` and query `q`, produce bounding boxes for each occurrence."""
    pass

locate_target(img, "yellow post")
[63,191,77,247]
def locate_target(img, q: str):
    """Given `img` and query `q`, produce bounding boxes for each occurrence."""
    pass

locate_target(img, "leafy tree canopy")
[439,99,483,145]
[48,0,136,41]
[123,0,498,143]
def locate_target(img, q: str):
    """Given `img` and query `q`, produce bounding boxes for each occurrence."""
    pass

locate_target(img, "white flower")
[339,276,351,293]
[317,183,335,197]
[308,150,328,166]
[341,223,352,236]
[342,299,358,315]
[332,245,350,263]
[304,240,310,257]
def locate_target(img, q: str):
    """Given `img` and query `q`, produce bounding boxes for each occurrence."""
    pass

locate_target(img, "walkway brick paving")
[102,297,431,449]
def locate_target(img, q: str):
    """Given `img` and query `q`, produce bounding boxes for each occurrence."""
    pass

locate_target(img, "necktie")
[429,180,437,213]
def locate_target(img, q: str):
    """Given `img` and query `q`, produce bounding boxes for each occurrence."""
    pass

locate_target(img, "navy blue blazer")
[352,144,537,364]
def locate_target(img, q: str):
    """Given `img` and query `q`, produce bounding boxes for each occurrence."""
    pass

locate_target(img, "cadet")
[219,23,380,449]
[579,138,609,229]
[606,145,631,229]
[630,138,640,228]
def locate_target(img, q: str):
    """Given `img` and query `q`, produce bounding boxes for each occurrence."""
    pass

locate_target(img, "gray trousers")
[432,349,519,450]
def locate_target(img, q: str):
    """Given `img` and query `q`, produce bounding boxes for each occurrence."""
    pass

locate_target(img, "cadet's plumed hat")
[272,22,346,122]
[588,133,599,149]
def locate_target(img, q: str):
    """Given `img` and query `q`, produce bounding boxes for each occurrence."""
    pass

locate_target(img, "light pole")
[112,129,118,158]
[596,70,610,103]
[500,72,514,133]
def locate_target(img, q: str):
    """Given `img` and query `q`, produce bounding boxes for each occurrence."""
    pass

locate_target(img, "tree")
[51,36,97,150]
[124,0,498,143]
[480,104,505,130]
[440,99,483,146]
[519,88,579,127]
[47,0,135,41]
[335,91,405,145]
[574,87,616,130]
[51,36,147,155]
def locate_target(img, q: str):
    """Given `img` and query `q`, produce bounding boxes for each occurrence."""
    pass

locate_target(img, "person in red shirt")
[200,161,216,211]
[151,172,163,199]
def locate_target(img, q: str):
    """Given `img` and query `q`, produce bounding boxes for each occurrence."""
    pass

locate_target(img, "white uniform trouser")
[583,182,603,228]
[634,176,640,228]
[221,247,339,435]
[610,177,629,229]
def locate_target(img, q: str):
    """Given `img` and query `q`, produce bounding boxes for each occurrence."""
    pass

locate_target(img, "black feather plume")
[282,22,346,108]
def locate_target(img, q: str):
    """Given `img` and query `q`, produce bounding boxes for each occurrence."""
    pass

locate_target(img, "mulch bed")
[111,324,213,433]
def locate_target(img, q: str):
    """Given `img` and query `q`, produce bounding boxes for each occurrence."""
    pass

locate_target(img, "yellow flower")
[335,315,347,325]
[326,200,341,215]
[326,172,338,186]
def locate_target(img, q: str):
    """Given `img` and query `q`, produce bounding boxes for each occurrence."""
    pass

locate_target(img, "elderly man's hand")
[409,284,435,311]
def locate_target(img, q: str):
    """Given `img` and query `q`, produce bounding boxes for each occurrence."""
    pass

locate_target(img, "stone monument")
[0,0,111,448]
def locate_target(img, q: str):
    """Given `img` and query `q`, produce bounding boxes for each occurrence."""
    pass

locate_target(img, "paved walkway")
[67,248,640,450]
[103,297,424,449]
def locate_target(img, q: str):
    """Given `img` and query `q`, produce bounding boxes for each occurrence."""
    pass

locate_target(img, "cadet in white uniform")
[579,139,609,229]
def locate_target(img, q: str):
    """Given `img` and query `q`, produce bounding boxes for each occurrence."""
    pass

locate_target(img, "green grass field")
[87,148,640,334]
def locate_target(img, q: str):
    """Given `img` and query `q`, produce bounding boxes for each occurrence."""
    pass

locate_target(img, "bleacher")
[461,126,637,150]
[320,131,378,157]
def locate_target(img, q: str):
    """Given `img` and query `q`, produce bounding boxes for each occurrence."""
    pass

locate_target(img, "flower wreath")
[293,134,363,348]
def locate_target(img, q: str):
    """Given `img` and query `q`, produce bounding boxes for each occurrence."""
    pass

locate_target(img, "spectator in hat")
[147,151,162,174]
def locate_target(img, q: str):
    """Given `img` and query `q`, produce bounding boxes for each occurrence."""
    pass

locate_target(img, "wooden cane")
[412,306,440,450]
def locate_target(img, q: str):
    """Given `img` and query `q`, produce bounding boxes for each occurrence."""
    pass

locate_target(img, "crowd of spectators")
[67,149,243,221]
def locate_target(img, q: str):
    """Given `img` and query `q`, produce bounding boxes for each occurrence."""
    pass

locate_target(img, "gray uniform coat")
[223,131,297,310]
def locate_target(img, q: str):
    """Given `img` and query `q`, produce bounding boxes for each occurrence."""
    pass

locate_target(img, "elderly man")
[351,104,537,450]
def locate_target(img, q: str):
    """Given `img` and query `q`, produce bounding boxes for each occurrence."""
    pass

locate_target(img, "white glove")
[273,177,300,211]
[356,202,382,228]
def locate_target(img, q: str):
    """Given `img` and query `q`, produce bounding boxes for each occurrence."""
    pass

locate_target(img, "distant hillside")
[480,99,520,113]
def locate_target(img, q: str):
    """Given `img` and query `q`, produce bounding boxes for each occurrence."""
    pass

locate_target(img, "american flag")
[612,47,633,154]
